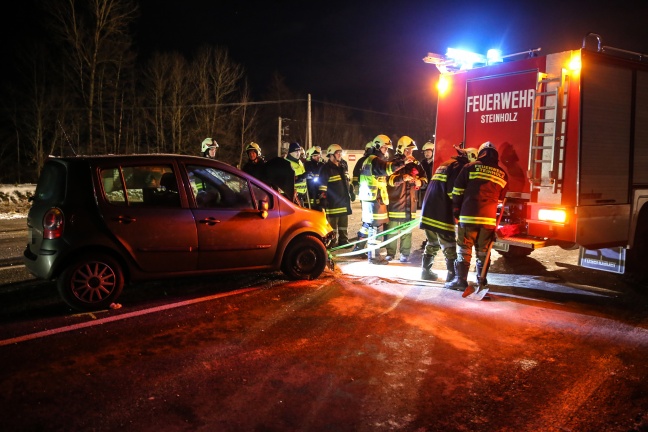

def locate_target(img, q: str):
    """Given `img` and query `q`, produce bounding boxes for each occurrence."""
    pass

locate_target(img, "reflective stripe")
[326,207,348,215]
[319,185,328,192]
[432,173,447,182]
[421,216,455,232]
[452,187,464,196]
[328,175,342,182]
[468,171,507,188]
[459,215,496,225]
[388,211,408,219]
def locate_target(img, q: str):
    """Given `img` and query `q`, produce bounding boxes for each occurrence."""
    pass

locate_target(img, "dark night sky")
[4,0,648,109]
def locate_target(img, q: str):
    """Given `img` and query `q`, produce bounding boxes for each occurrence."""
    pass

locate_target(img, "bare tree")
[47,0,138,154]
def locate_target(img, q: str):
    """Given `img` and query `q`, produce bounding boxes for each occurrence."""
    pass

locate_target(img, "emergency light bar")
[424,47,542,73]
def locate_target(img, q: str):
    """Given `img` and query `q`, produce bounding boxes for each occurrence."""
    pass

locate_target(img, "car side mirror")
[258,199,269,219]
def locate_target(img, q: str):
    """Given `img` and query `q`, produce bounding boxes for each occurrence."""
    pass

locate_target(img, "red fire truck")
[425,33,648,277]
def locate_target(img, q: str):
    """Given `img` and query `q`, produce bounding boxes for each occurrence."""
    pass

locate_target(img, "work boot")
[445,260,469,291]
[421,253,438,281]
[352,240,367,258]
[444,258,456,284]
[475,259,489,286]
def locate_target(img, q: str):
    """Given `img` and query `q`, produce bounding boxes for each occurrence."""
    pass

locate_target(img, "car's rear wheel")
[281,235,327,280]
[57,254,125,311]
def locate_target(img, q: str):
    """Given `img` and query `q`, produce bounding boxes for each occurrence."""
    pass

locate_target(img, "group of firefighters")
[200,134,508,293]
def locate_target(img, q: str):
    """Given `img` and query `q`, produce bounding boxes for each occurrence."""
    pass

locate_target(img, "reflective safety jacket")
[318,160,352,216]
[358,153,404,204]
[287,156,308,195]
[420,155,469,234]
[387,155,428,221]
[452,148,508,227]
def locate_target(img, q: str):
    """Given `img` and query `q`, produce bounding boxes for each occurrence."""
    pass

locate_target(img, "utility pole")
[307,94,312,149]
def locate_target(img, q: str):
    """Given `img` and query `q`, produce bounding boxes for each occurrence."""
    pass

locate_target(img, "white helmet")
[478,141,495,153]
[373,134,393,150]
[201,137,218,153]
[306,146,322,160]
[396,136,417,154]
[246,142,262,155]
[422,141,435,152]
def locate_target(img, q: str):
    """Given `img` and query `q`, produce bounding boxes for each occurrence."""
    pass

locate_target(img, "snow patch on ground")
[0,184,35,220]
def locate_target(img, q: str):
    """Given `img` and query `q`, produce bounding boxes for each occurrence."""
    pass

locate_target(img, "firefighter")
[350,141,375,255]
[318,144,352,247]
[447,141,508,291]
[304,146,324,210]
[420,146,477,282]
[201,138,218,159]
[358,134,413,264]
[385,136,428,262]
[286,142,309,206]
[242,142,266,179]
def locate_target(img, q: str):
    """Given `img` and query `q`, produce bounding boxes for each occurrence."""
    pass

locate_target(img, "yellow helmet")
[373,134,393,150]
[464,147,478,162]
[326,144,343,156]
[245,142,262,155]
[306,146,322,160]
[396,136,417,154]
[422,141,435,152]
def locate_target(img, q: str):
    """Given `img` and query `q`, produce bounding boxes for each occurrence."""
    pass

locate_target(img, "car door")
[97,163,199,273]
[185,164,281,270]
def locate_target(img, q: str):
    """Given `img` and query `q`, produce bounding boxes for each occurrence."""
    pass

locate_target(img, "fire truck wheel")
[559,242,579,251]
[500,245,533,258]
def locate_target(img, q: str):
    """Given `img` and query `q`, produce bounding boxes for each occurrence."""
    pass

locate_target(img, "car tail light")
[43,208,64,239]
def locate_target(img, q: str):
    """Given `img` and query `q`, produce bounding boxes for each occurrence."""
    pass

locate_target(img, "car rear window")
[101,165,179,207]
[34,161,66,202]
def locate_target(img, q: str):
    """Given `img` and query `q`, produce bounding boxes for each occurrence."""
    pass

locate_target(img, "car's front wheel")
[57,254,125,311]
[281,235,327,280]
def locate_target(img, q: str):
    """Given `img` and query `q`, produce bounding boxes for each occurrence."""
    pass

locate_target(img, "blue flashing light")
[486,49,503,64]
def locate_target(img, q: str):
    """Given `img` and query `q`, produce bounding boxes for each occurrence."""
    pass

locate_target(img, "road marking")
[0,264,25,271]
[0,287,259,347]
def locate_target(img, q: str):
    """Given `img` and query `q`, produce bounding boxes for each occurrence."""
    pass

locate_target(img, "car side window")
[251,182,273,210]
[101,165,179,207]
[187,165,253,209]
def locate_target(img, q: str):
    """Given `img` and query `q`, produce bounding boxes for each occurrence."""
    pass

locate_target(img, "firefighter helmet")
[245,142,262,155]
[365,141,374,149]
[478,141,495,153]
[422,141,435,152]
[326,144,343,156]
[201,137,218,153]
[306,146,322,160]
[396,136,417,154]
[373,134,393,150]
[464,147,478,162]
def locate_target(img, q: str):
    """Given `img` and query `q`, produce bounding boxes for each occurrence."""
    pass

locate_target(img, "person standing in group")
[285,142,309,206]
[385,136,428,263]
[358,134,412,265]
[350,141,375,254]
[242,142,266,179]
[201,138,218,159]
[304,146,324,210]
[318,144,352,248]
[420,146,477,282]
[446,141,508,291]
[418,141,435,208]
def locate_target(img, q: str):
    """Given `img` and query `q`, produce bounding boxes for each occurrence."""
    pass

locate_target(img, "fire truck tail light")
[538,209,567,223]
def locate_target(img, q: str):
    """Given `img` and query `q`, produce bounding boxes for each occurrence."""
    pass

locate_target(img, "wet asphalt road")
[1,216,648,431]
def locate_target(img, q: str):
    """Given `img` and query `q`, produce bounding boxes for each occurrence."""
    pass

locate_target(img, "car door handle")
[199,217,221,226]
[114,216,137,224]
